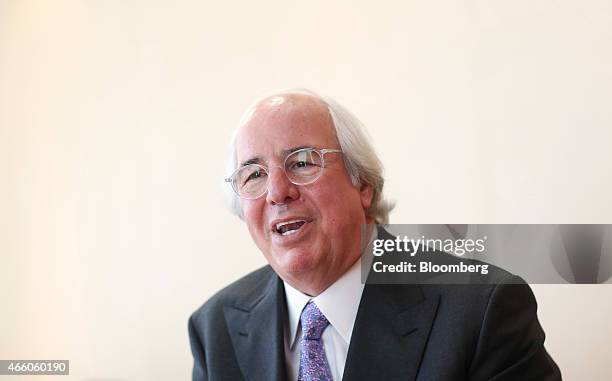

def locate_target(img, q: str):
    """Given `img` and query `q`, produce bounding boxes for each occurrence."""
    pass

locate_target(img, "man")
[189,90,561,380]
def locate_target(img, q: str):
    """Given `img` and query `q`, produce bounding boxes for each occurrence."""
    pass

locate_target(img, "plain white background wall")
[1,1,611,380]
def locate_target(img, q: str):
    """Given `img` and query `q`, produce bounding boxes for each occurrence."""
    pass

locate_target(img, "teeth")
[282,229,299,236]
[275,219,307,235]
[276,220,304,230]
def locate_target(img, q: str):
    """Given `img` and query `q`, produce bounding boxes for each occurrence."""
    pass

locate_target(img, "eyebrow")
[239,146,314,167]
[240,157,263,167]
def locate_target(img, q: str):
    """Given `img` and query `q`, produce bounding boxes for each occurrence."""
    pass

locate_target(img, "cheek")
[314,190,362,229]
[242,202,266,235]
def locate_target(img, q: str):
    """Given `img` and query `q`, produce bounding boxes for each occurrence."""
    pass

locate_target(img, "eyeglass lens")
[233,149,324,198]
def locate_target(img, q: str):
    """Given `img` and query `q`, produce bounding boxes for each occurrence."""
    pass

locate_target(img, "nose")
[266,166,300,205]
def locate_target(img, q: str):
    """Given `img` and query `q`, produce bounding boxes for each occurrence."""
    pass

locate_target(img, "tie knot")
[300,301,329,340]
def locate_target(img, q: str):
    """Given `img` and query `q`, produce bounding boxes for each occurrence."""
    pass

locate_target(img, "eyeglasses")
[225,147,343,199]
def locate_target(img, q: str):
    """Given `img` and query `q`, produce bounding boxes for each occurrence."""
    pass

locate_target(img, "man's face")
[235,95,372,295]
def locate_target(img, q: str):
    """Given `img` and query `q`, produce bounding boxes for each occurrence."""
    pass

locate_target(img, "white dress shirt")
[283,258,365,381]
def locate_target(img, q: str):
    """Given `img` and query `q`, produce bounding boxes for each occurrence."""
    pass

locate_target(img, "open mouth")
[274,220,307,236]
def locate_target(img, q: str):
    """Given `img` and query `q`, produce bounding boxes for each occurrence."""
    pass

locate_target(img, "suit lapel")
[342,283,440,381]
[224,272,288,381]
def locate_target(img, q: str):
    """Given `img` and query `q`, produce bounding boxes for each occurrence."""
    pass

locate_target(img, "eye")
[240,167,267,186]
[246,169,264,182]
[288,159,318,171]
[295,160,312,168]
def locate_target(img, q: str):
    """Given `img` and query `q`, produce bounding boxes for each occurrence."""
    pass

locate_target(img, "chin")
[271,247,321,276]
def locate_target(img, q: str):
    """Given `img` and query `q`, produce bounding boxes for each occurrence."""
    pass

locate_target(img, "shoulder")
[420,255,532,321]
[189,265,277,326]
[421,271,533,326]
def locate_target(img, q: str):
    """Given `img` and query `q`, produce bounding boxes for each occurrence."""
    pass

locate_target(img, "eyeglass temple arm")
[320,149,342,154]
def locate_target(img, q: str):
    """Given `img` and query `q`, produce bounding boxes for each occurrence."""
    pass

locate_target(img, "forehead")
[235,94,339,163]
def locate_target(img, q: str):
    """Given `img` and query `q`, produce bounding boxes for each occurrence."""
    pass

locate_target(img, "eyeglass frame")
[224,147,343,200]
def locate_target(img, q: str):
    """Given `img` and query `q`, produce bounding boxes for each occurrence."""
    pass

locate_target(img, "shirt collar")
[283,257,365,349]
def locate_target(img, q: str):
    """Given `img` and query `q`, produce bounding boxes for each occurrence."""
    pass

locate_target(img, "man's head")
[226,90,392,295]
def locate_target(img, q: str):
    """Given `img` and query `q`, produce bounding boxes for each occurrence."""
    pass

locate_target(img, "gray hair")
[224,89,394,224]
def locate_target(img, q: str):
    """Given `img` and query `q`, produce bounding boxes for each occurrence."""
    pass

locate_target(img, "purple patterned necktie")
[298,301,333,381]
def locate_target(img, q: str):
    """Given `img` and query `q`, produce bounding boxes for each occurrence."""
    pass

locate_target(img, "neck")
[283,255,361,296]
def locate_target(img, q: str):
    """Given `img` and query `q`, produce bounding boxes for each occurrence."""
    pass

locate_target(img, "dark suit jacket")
[189,256,561,380]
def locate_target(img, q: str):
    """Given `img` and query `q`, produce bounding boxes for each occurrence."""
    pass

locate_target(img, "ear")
[359,182,374,211]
